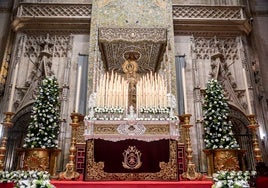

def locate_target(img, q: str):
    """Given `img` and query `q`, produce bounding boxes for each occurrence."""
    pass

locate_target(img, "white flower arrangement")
[94,106,124,114]
[23,77,60,149]
[140,106,171,114]
[212,170,256,188]
[0,170,55,188]
[203,79,240,149]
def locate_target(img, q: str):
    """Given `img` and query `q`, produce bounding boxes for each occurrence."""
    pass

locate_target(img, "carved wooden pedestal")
[203,149,246,178]
[17,148,61,176]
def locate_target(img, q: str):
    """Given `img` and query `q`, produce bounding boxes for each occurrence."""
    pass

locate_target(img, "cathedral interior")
[0,0,268,180]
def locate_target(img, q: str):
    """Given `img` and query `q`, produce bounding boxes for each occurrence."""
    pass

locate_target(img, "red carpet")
[51,180,213,188]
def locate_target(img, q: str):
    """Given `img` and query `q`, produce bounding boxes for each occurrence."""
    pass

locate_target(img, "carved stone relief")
[15,33,71,113]
[192,36,248,114]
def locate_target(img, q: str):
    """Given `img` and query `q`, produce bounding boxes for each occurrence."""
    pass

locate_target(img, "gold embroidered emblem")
[122,146,142,170]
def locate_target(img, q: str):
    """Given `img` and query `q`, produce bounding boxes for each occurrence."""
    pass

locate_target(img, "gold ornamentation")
[0,137,7,171]
[0,112,14,170]
[247,114,263,163]
[122,59,138,75]
[93,123,170,135]
[181,114,203,181]
[122,53,139,109]
[17,148,60,176]
[76,121,86,144]
[58,163,80,180]
[145,124,169,134]
[214,150,240,171]
[3,112,14,128]
[203,149,245,178]
[58,112,84,180]
[23,149,50,171]
[94,124,118,134]
[122,146,142,170]
[85,140,178,180]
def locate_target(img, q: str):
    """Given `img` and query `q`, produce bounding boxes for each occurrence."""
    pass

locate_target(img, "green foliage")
[203,79,239,149]
[23,77,60,149]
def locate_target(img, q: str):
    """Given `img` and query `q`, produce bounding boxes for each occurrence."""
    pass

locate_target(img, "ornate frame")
[84,139,178,181]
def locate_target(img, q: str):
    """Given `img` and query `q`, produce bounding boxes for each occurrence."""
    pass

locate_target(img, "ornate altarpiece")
[83,27,182,180]
[84,121,179,180]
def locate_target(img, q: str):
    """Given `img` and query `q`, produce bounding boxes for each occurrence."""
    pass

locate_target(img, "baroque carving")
[214,150,240,171]
[93,123,170,135]
[85,139,178,180]
[22,149,50,171]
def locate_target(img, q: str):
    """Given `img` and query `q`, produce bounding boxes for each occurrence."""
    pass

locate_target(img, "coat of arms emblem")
[122,146,142,169]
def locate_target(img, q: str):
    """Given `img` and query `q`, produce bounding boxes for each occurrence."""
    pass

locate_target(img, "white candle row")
[96,71,129,108]
[136,71,167,109]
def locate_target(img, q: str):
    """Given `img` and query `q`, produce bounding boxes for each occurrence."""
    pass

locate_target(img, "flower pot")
[203,149,246,177]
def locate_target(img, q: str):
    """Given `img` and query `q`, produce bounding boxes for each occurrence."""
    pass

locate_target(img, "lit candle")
[8,63,19,112]
[75,64,82,112]
[243,68,252,114]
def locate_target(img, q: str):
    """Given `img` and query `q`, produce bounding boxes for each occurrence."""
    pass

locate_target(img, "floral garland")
[0,170,54,188]
[212,170,256,188]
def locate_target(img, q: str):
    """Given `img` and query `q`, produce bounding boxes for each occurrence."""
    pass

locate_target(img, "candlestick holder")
[58,112,84,180]
[0,112,14,171]
[181,114,202,180]
[247,114,263,164]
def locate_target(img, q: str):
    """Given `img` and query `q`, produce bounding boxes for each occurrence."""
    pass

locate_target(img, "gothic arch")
[229,105,255,170]
[5,104,33,170]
